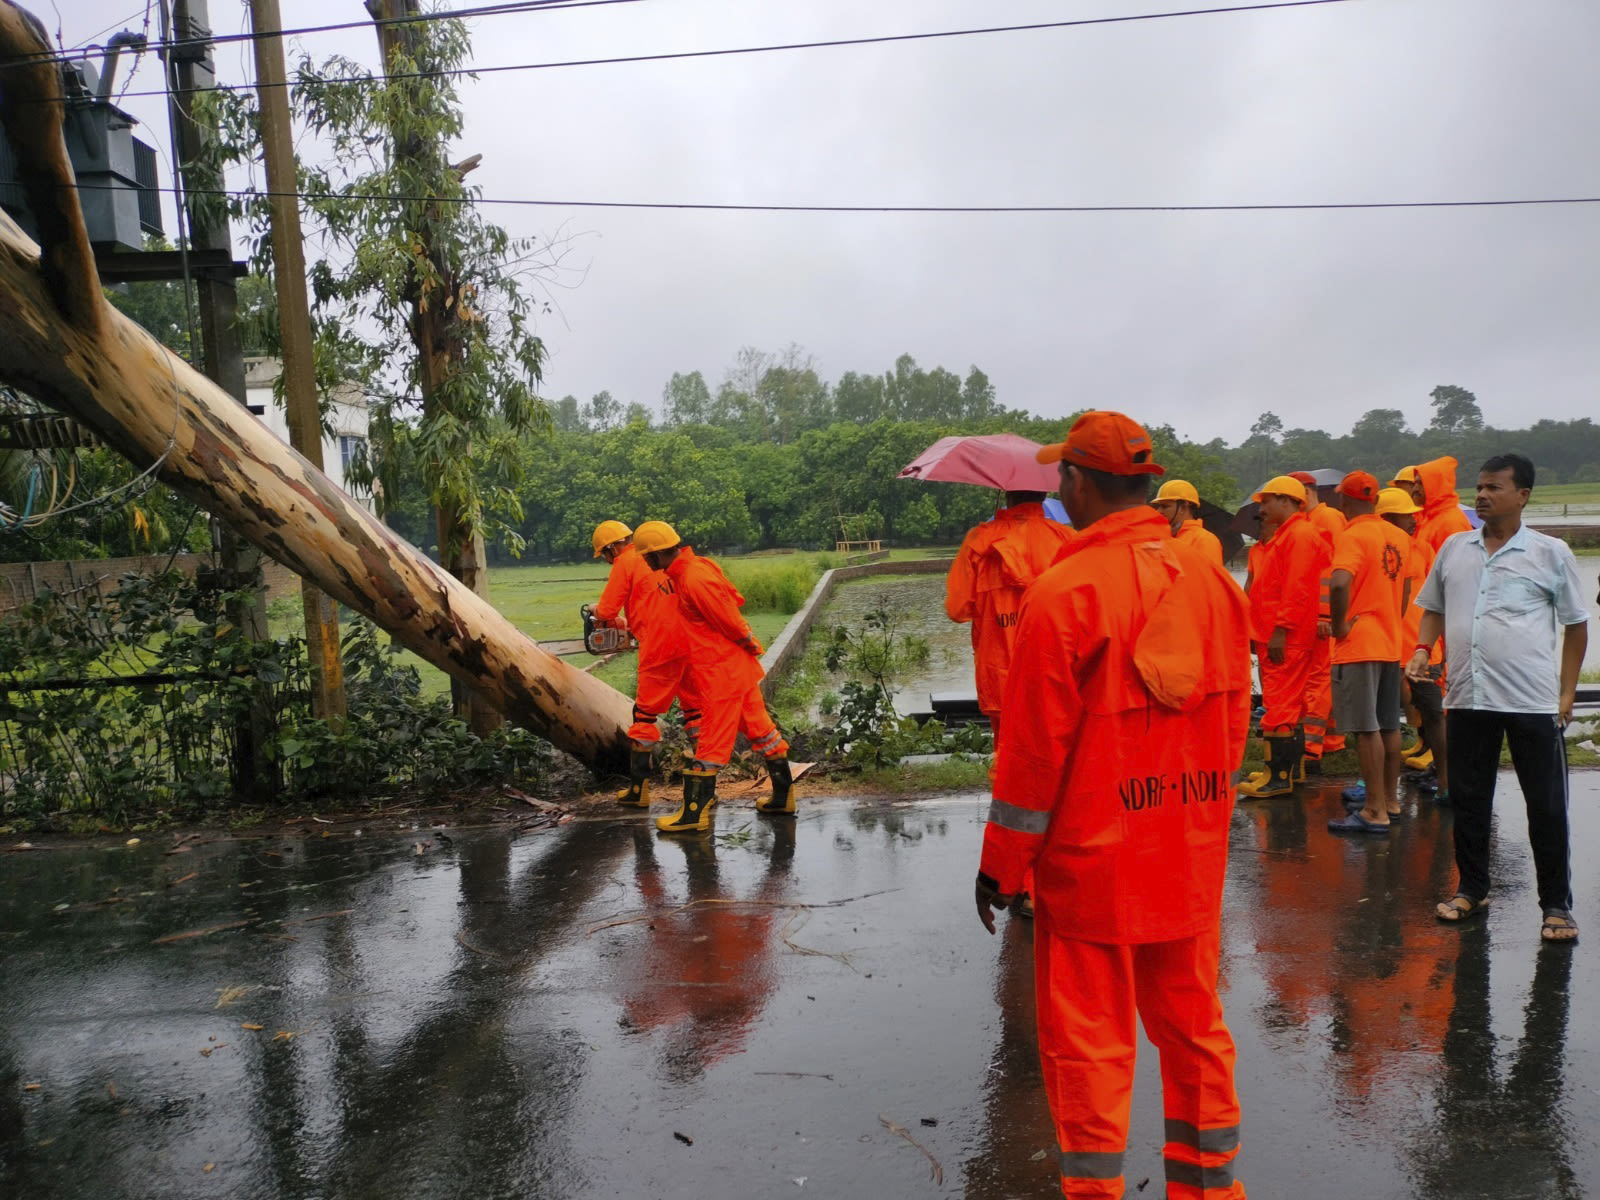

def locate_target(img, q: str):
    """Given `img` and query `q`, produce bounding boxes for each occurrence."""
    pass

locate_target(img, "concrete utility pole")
[163,0,273,792]
[368,0,501,734]
[247,0,346,723]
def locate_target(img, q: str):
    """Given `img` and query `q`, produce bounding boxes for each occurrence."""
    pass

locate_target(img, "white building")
[244,357,375,510]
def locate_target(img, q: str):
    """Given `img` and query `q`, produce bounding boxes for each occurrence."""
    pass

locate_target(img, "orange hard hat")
[632,520,682,556]
[1376,487,1422,516]
[592,519,632,558]
[1251,475,1307,505]
[1154,479,1200,506]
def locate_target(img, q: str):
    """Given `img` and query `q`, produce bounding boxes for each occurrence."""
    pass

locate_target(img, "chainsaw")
[581,604,636,655]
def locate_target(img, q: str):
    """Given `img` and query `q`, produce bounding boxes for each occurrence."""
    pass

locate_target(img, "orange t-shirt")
[1330,514,1409,665]
[1175,518,1224,566]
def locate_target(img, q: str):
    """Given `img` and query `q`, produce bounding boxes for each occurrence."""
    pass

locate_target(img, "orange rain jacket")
[1175,518,1225,566]
[982,507,1253,944]
[1400,533,1441,664]
[945,502,1075,717]
[1252,511,1332,646]
[1308,501,1346,540]
[593,544,686,666]
[664,547,764,699]
[1415,456,1472,554]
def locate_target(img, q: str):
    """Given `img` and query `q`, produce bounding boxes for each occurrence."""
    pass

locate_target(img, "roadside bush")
[0,571,551,827]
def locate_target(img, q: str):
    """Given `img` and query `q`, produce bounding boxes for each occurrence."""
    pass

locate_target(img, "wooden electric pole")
[247,0,346,722]
[163,0,273,794]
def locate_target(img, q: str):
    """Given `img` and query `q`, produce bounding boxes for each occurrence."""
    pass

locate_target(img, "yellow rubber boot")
[1404,747,1434,771]
[756,757,796,816]
[657,768,717,833]
[1238,733,1295,799]
[617,748,653,808]
[1400,735,1422,759]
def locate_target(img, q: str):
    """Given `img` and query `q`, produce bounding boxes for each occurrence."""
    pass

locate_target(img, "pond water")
[808,576,976,716]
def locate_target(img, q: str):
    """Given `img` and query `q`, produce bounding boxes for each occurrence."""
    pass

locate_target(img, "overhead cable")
[69,180,1600,215]
[35,0,1359,104]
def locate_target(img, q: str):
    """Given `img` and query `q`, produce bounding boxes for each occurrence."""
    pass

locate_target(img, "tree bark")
[0,0,630,771]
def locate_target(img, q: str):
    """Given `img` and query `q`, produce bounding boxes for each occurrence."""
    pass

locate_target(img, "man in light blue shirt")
[1410,453,1589,941]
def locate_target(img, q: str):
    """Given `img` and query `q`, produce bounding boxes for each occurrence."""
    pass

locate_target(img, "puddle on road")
[5,777,1600,1198]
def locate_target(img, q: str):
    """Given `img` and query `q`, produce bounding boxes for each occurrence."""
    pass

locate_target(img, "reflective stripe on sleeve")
[986,798,1050,835]
[1165,1158,1237,1189]
[1059,1148,1124,1180]
[1163,1119,1240,1154]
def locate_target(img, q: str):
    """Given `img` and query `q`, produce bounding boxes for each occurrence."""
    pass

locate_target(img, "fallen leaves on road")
[239,1023,264,1032]
[673,1131,693,1146]
[168,872,198,888]
[216,985,254,1008]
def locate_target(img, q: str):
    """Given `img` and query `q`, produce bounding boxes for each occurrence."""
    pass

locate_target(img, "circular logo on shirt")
[1382,543,1403,581]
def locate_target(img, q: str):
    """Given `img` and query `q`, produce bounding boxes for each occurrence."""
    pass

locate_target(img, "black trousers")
[1447,709,1572,911]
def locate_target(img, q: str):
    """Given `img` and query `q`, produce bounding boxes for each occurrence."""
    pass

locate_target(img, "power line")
[71,180,1600,215]
[7,0,643,67]
[41,0,1359,105]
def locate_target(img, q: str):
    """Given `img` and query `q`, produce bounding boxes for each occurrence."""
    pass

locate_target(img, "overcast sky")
[67,0,1600,443]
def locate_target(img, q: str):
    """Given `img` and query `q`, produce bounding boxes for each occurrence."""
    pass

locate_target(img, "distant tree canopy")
[376,362,1600,562]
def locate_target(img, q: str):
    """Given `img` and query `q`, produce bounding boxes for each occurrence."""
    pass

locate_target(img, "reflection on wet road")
[3,775,1598,1197]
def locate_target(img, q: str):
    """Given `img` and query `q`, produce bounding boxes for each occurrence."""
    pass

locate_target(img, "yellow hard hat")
[1376,486,1422,516]
[591,519,633,558]
[1390,465,1420,486]
[1251,475,1307,505]
[632,520,682,556]
[1154,479,1200,506]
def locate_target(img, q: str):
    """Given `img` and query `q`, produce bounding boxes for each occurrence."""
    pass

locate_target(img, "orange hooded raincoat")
[982,507,1251,1199]
[1251,511,1333,737]
[945,501,1075,727]
[1175,518,1225,566]
[666,547,786,768]
[1414,456,1471,554]
[594,543,699,746]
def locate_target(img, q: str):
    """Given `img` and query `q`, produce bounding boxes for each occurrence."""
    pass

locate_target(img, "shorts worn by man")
[1413,454,1590,941]
[590,520,701,808]
[1327,471,1411,834]
[634,521,796,834]
[975,410,1252,1200]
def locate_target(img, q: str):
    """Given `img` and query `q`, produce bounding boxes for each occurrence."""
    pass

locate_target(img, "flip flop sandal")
[1540,909,1579,943]
[1436,894,1489,923]
[1328,812,1392,834]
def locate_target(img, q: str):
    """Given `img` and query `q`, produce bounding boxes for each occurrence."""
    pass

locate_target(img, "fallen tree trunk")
[0,1,631,771]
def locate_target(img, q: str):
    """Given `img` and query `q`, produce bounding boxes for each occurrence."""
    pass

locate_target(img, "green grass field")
[357,550,894,699]
[1456,482,1600,506]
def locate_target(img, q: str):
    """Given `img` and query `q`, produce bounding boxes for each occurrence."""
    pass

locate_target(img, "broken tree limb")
[0,0,631,771]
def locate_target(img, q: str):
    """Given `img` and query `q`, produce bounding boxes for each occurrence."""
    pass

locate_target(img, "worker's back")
[945,502,1074,716]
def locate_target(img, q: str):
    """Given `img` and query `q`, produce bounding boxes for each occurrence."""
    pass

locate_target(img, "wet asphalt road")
[2,773,1598,1199]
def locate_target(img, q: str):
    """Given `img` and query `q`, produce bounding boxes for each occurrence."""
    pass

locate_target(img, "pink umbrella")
[897,434,1061,493]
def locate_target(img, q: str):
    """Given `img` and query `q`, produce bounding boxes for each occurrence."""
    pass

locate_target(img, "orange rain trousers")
[692,683,787,769]
[626,654,702,749]
[1036,925,1245,1200]
[1303,640,1340,757]
[1258,643,1317,737]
